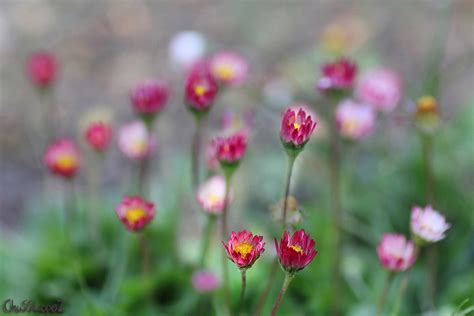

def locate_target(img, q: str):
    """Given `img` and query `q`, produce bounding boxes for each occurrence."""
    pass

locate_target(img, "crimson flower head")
[274,229,318,273]
[130,79,170,117]
[84,122,112,152]
[280,107,317,154]
[317,58,357,94]
[184,61,219,113]
[115,196,155,232]
[213,132,247,170]
[223,230,265,270]
[26,51,58,88]
[44,139,80,178]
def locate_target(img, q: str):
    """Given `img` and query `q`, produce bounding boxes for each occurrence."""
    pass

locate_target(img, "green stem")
[238,269,247,315]
[252,260,279,316]
[221,171,233,313]
[191,116,203,190]
[270,273,294,316]
[330,101,343,316]
[282,155,296,230]
[252,154,297,316]
[391,271,410,316]
[376,272,394,316]
[199,215,216,267]
[139,232,150,276]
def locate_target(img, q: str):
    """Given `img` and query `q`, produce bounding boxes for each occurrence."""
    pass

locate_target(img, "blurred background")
[0,1,473,315]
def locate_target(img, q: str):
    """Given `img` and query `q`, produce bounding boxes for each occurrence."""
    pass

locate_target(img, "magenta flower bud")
[213,132,247,171]
[84,122,112,152]
[44,139,81,178]
[377,234,417,272]
[335,99,376,140]
[280,106,317,154]
[411,205,450,244]
[115,196,155,232]
[356,68,402,113]
[191,270,220,293]
[130,79,170,118]
[185,61,219,113]
[317,58,357,94]
[223,230,265,270]
[26,51,58,88]
[274,229,318,273]
[210,51,249,86]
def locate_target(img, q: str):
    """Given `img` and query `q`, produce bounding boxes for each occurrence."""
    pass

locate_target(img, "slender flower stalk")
[329,100,343,315]
[270,273,294,316]
[254,106,316,316]
[376,272,394,316]
[390,271,410,316]
[199,215,217,267]
[191,115,203,189]
[282,155,296,230]
[239,269,247,314]
[221,171,233,310]
[139,232,150,276]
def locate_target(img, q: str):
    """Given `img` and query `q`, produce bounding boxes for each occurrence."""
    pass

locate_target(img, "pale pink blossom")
[335,99,375,140]
[356,68,402,113]
[118,121,155,160]
[196,176,231,214]
[411,205,450,243]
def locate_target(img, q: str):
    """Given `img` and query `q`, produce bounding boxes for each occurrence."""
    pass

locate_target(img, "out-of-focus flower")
[356,68,402,113]
[377,234,417,272]
[411,205,450,244]
[223,230,265,269]
[210,51,248,86]
[317,58,357,94]
[414,95,441,133]
[84,122,112,152]
[115,196,155,231]
[220,108,254,137]
[335,99,375,140]
[118,121,155,160]
[169,31,206,70]
[213,132,247,168]
[44,139,80,178]
[196,176,231,214]
[274,229,317,273]
[191,270,220,293]
[270,196,302,226]
[185,62,219,113]
[321,15,369,55]
[130,79,169,117]
[26,51,57,87]
[280,106,317,153]
[205,141,219,171]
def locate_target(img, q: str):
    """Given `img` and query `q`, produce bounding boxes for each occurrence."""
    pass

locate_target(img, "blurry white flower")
[169,31,206,70]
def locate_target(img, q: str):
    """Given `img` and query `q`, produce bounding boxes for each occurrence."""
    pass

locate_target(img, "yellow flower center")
[342,120,358,134]
[215,65,234,80]
[234,242,253,258]
[417,95,437,113]
[289,244,303,254]
[207,194,220,206]
[131,140,147,153]
[322,25,346,54]
[125,207,147,224]
[56,154,76,170]
[194,84,207,96]
[293,123,301,130]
